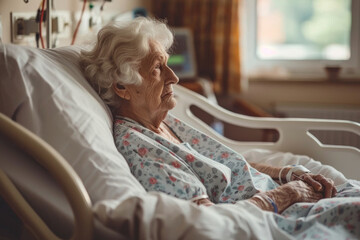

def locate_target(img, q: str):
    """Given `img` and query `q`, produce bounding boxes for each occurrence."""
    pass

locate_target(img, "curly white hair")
[79,17,174,109]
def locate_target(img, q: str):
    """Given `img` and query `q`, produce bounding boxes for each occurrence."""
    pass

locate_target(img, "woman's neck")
[115,106,181,144]
[117,108,164,130]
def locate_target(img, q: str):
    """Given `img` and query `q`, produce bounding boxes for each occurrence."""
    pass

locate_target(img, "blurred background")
[0,0,359,147]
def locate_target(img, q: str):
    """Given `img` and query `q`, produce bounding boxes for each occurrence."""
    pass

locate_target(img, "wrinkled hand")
[253,181,324,214]
[273,181,324,213]
[282,180,324,203]
[292,173,336,198]
[193,198,214,207]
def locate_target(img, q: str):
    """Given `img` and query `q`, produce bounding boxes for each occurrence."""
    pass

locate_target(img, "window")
[243,0,360,80]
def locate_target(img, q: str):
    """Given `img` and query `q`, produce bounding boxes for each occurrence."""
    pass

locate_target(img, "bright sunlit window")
[243,0,360,80]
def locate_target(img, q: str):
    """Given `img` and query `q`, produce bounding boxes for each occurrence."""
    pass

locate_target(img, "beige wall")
[0,0,145,44]
[242,80,360,113]
[1,1,359,110]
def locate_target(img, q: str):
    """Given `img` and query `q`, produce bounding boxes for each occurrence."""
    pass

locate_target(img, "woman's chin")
[169,98,177,110]
[164,97,177,110]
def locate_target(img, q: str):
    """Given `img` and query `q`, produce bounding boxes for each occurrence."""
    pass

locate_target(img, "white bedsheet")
[241,149,347,186]
[92,149,351,240]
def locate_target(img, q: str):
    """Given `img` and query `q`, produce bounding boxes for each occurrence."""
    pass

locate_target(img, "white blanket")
[93,149,358,240]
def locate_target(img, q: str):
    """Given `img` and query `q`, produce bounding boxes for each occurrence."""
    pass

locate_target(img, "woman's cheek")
[152,69,160,77]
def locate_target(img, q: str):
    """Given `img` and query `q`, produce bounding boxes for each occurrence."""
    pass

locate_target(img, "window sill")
[248,76,360,84]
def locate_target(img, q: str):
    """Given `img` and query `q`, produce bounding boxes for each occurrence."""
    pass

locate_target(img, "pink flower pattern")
[169,176,177,182]
[192,138,199,144]
[171,161,181,168]
[186,154,195,162]
[138,147,147,157]
[114,114,360,238]
[149,177,157,185]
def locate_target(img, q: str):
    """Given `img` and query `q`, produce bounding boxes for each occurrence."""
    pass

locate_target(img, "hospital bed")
[0,44,359,239]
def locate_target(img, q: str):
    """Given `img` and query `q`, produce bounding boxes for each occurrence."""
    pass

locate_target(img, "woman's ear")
[112,83,131,100]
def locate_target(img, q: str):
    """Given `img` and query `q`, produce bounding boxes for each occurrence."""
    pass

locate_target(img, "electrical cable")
[71,0,87,45]
[39,0,46,48]
[51,0,57,48]
[35,8,41,48]
[36,33,40,48]
[100,0,106,11]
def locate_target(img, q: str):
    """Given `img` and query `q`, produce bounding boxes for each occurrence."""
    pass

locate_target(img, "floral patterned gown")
[114,114,278,203]
[114,114,360,238]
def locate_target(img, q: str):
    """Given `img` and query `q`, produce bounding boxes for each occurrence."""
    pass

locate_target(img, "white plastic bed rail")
[0,113,93,240]
[171,85,360,180]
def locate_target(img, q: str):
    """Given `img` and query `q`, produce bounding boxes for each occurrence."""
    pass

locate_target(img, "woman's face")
[125,41,179,118]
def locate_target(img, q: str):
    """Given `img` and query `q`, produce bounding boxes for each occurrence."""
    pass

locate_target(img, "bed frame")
[172,84,360,180]
[0,85,359,239]
[0,112,93,240]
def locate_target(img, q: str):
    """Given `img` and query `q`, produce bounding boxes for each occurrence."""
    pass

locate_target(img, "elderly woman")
[80,17,360,237]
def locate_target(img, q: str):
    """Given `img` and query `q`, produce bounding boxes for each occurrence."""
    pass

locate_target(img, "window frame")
[242,0,360,81]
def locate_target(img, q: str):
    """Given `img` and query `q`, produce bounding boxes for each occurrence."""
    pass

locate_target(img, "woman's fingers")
[293,173,337,199]
[310,174,336,198]
[314,191,324,201]
[193,198,214,206]
[286,181,324,203]
[306,190,324,202]
[300,174,323,192]
[296,173,336,198]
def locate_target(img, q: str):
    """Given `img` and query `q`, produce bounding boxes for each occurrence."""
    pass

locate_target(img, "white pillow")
[0,44,146,203]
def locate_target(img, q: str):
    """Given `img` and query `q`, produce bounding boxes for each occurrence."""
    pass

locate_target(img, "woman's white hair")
[79,17,174,109]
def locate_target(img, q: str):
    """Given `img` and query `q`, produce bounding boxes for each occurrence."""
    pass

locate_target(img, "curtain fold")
[151,0,242,94]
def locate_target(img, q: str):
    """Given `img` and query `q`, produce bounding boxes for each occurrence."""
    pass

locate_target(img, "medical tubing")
[286,165,311,182]
[39,0,46,48]
[278,166,288,185]
[263,195,278,213]
[71,0,87,45]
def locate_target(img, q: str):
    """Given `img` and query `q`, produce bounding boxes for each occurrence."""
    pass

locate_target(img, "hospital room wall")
[0,0,146,44]
[241,81,360,113]
[1,0,358,113]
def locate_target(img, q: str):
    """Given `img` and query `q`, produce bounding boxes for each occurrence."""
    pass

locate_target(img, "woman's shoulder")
[164,113,187,128]
[113,116,144,137]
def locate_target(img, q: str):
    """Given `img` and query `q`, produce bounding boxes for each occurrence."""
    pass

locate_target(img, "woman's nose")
[165,66,179,84]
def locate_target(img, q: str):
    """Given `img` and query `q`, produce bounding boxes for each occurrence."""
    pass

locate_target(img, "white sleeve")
[93,191,291,240]
[241,148,347,185]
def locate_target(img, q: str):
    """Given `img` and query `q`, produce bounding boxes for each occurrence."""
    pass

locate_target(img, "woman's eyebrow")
[151,52,169,64]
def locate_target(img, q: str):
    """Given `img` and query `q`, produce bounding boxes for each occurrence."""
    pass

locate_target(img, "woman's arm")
[249,162,291,183]
[249,162,336,198]
[248,181,323,214]
[193,198,214,206]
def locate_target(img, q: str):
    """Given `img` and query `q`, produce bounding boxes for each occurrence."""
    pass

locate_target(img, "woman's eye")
[153,64,161,75]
